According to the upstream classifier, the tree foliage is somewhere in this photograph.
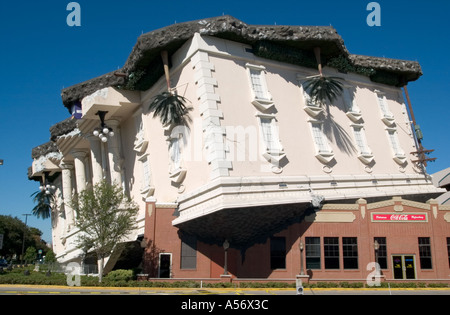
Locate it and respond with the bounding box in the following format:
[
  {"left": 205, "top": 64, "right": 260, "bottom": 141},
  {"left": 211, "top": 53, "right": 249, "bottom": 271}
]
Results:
[
  {"left": 70, "top": 180, "right": 139, "bottom": 282},
  {"left": 148, "top": 91, "right": 192, "bottom": 126},
  {"left": 30, "top": 190, "right": 54, "bottom": 220},
  {"left": 303, "top": 75, "right": 344, "bottom": 104},
  {"left": 0, "top": 215, "right": 47, "bottom": 260}
]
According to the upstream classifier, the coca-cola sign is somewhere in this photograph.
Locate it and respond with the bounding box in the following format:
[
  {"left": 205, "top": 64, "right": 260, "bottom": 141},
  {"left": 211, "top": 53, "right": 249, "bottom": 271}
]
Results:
[{"left": 372, "top": 213, "right": 427, "bottom": 222}]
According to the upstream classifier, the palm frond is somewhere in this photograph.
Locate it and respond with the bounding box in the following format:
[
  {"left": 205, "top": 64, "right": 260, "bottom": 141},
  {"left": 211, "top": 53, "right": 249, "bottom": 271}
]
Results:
[
  {"left": 31, "top": 191, "right": 53, "bottom": 219},
  {"left": 148, "top": 92, "right": 192, "bottom": 126},
  {"left": 304, "top": 76, "right": 344, "bottom": 104}
]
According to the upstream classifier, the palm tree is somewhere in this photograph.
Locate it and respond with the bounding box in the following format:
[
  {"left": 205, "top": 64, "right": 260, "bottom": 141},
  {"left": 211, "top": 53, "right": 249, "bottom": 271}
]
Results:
[
  {"left": 148, "top": 51, "right": 192, "bottom": 126},
  {"left": 31, "top": 190, "right": 53, "bottom": 219},
  {"left": 148, "top": 91, "right": 192, "bottom": 126},
  {"left": 304, "top": 47, "right": 343, "bottom": 104}
]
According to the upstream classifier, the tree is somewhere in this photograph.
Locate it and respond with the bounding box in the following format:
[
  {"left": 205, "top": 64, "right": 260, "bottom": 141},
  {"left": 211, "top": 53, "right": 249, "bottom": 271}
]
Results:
[
  {"left": 148, "top": 50, "right": 192, "bottom": 127},
  {"left": 71, "top": 180, "right": 139, "bottom": 282},
  {"left": 24, "top": 246, "right": 37, "bottom": 264},
  {"left": 30, "top": 190, "right": 54, "bottom": 219},
  {"left": 0, "top": 215, "right": 47, "bottom": 261},
  {"left": 303, "top": 47, "right": 343, "bottom": 104}
]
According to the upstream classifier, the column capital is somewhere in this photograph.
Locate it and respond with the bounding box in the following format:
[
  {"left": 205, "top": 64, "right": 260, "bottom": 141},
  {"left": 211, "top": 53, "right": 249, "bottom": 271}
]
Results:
[
  {"left": 71, "top": 150, "right": 88, "bottom": 159},
  {"left": 59, "top": 162, "right": 74, "bottom": 170}
]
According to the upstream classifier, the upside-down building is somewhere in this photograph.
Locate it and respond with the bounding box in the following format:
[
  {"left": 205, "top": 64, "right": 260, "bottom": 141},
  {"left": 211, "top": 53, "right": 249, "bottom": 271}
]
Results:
[{"left": 29, "top": 16, "right": 449, "bottom": 284}]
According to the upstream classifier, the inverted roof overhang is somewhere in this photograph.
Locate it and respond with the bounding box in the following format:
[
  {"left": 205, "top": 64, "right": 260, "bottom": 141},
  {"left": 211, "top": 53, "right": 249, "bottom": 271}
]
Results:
[{"left": 61, "top": 15, "right": 423, "bottom": 111}]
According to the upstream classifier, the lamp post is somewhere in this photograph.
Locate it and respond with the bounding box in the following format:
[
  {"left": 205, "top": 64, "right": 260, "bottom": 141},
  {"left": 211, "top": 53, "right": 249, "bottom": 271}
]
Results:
[
  {"left": 21, "top": 214, "right": 31, "bottom": 265},
  {"left": 223, "top": 240, "right": 230, "bottom": 276},
  {"left": 374, "top": 240, "right": 380, "bottom": 274},
  {"left": 299, "top": 240, "right": 305, "bottom": 275}
]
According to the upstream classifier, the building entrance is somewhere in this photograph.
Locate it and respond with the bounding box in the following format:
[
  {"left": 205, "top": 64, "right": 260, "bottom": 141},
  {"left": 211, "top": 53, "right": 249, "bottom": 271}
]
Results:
[{"left": 392, "top": 255, "right": 416, "bottom": 280}]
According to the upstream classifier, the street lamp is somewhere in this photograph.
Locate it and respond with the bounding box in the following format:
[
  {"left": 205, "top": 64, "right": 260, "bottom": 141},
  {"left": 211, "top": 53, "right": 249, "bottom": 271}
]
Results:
[
  {"left": 0, "top": 159, "right": 3, "bottom": 165},
  {"left": 93, "top": 111, "right": 114, "bottom": 143},
  {"left": 223, "top": 239, "right": 230, "bottom": 276},
  {"left": 299, "top": 240, "right": 305, "bottom": 275},
  {"left": 374, "top": 240, "right": 380, "bottom": 274}
]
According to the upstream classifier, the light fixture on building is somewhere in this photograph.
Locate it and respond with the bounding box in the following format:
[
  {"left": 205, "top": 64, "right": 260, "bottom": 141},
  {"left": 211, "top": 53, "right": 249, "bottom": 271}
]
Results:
[
  {"left": 93, "top": 111, "right": 114, "bottom": 143},
  {"left": 40, "top": 172, "right": 56, "bottom": 195}
]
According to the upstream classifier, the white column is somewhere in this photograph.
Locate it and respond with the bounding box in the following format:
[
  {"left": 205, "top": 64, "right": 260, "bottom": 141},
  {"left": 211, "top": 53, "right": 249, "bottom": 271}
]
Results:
[
  {"left": 60, "top": 162, "right": 75, "bottom": 232},
  {"left": 106, "top": 120, "right": 123, "bottom": 186},
  {"left": 71, "top": 150, "right": 87, "bottom": 193},
  {"left": 88, "top": 135, "right": 104, "bottom": 185}
]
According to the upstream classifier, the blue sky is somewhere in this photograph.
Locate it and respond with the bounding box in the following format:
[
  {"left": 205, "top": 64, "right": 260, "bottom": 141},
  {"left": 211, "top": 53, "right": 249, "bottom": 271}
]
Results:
[{"left": 0, "top": 0, "right": 448, "bottom": 243}]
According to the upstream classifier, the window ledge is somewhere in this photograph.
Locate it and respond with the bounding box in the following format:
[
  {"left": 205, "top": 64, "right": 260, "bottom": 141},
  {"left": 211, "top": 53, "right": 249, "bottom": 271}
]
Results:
[
  {"left": 393, "top": 154, "right": 407, "bottom": 165},
  {"left": 170, "top": 168, "right": 187, "bottom": 184},
  {"left": 346, "top": 111, "right": 363, "bottom": 123},
  {"left": 252, "top": 99, "right": 275, "bottom": 112},
  {"left": 358, "top": 153, "right": 374, "bottom": 165},
  {"left": 382, "top": 116, "right": 396, "bottom": 126},
  {"left": 140, "top": 185, "right": 155, "bottom": 198},
  {"left": 315, "top": 152, "right": 335, "bottom": 164},
  {"left": 304, "top": 105, "right": 324, "bottom": 118}
]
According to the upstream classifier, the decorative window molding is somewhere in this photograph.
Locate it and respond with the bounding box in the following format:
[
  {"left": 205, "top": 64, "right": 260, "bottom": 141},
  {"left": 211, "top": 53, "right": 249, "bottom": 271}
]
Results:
[
  {"left": 298, "top": 75, "right": 324, "bottom": 118},
  {"left": 386, "top": 127, "right": 407, "bottom": 165},
  {"left": 375, "top": 91, "right": 395, "bottom": 126},
  {"left": 133, "top": 114, "right": 148, "bottom": 153},
  {"left": 351, "top": 124, "right": 374, "bottom": 164},
  {"left": 256, "top": 113, "right": 286, "bottom": 167},
  {"left": 342, "top": 88, "right": 362, "bottom": 123},
  {"left": 309, "top": 119, "right": 335, "bottom": 164},
  {"left": 168, "top": 131, "right": 187, "bottom": 184},
  {"left": 138, "top": 154, "right": 154, "bottom": 198},
  {"left": 246, "top": 63, "right": 275, "bottom": 112}
]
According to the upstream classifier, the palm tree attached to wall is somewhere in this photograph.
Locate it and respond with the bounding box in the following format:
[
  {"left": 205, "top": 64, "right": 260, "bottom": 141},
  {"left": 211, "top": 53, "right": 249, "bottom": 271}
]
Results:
[
  {"left": 31, "top": 190, "right": 54, "bottom": 220},
  {"left": 303, "top": 47, "right": 344, "bottom": 104},
  {"left": 31, "top": 172, "right": 55, "bottom": 220},
  {"left": 148, "top": 51, "right": 192, "bottom": 126}
]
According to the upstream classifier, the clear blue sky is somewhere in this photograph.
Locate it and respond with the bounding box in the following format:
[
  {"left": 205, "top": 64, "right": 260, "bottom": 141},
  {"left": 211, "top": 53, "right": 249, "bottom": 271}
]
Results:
[{"left": 0, "top": 0, "right": 448, "bottom": 243}]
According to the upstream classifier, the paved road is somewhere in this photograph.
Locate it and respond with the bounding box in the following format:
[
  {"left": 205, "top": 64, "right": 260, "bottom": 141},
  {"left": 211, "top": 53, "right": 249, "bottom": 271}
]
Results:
[{"left": 0, "top": 285, "right": 449, "bottom": 295}]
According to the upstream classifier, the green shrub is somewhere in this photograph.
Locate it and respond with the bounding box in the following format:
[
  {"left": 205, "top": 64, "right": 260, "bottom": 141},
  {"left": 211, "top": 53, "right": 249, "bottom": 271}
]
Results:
[{"left": 105, "top": 269, "right": 135, "bottom": 282}]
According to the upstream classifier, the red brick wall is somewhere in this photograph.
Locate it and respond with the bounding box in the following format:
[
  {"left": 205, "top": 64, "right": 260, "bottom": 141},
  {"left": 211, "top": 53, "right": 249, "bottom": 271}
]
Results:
[{"left": 143, "top": 199, "right": 450, "bottom": 282}]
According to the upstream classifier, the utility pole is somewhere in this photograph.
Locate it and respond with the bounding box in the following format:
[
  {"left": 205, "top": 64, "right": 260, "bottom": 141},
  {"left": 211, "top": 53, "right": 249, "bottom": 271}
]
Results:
[
  {"left": 21, "top": 214, "right": 31, "bottom": 264},
  {"left": 403, "top": 85, "right": 436, "bottom": 168}
]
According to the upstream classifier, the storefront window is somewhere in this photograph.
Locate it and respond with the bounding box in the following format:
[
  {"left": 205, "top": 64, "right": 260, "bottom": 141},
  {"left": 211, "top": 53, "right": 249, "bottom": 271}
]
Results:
[
  {"left": 374, "top": 237, "right": 387, "bottom": 269},
  {"left": 324, "top": 237, "right": 339, "bottom": 269},
  {"left": 343, "top": 237, "right": 358, "bottom": 269},
  {"left": 270, "top": 237, "right": 286, "bottom": 270},
  {"left": 305, "top": 237, "right": 321, "bottom": 269},
  {"left": 418, "top": 237, "right": 432, "bottom": 269}
]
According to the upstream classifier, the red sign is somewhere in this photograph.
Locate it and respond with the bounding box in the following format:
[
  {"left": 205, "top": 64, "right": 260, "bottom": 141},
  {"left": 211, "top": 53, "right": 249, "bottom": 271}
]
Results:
[{"left": 372, "top": 213, "right": 427, "bottom": 222}]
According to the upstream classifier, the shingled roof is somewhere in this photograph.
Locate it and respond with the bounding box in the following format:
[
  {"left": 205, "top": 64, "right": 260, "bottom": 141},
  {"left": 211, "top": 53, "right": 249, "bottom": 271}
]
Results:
[{"left": 61, "top": 15, "right": 422, "bottom": 111}]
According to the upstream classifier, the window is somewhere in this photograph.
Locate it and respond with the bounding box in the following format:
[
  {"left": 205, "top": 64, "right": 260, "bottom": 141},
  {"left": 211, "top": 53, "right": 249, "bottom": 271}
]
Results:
[
  {"left": 377, "top": 94, "right": 392, "bottom": 118},
  {"left": 343, "top": 237, "right": 358, "bottom": 269},
  {"left": 447, "top": 238, "right": 450, "bottom": 268},
  {"left": 352, "top": 125, "right": 372, "bottom": 156},
  {"left": 324, "top": 237, "right": 340, "bottom": 269},
  {"left": 305, "top": 237, "right": 321, "bottom": 269},
  {"left": 249, "top": 68, "right": 268, "bottom": 100},
  {"left": 180, "top": 234, "right": 197, "bottom": 270},
  {"left": 374, "top": 237, "right": 388, "bottom": 269},
  {"left": 142, "top": 156, "right": 151, "bottom": 189},
  {"left": 386, "top": 129, "right": 406, "bottom": 165},
  {"left": 343, "top": 88, "right": 360, "bottom": 114},
  {"left": 246, "top": 64, "right": 274, "bottom": 111},
  {"left": 311, "top": 122, "right": 332, "bottom": 155},
  {"left": 270, "top": 237, "right": 286, "bottom": 269},
  {"left": 418, "top": 237, "right": 432, "bottom": 269},
  {"left": 260, "top": 117, "right": 283, "bottom": 154}
]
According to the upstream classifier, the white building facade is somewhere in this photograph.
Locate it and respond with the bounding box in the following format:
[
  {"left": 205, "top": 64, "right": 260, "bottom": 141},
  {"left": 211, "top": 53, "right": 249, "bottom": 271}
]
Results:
[{"left": 29, "top": 16, "right": 445, "bottom": 279}]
